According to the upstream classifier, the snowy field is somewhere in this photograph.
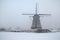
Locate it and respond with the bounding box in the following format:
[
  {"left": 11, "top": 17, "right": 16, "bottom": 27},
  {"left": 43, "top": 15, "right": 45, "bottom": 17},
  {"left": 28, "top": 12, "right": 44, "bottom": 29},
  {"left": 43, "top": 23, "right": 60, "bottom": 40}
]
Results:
[{"left": 0, "top": 32, "right": 60, "bottom": 40}]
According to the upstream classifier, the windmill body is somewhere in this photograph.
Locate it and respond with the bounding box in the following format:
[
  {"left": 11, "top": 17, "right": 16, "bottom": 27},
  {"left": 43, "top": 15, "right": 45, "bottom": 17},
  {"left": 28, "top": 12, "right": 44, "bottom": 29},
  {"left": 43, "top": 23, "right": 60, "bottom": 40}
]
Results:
[{"left": 31, "top": 14, "right": 42, "bottom": 29}]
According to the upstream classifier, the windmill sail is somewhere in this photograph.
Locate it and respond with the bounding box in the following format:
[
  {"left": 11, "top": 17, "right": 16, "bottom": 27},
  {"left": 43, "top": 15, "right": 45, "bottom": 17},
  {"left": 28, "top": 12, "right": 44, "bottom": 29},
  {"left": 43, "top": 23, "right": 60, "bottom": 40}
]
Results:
[{"left": 35, "top": 3, "right": 38, "bottom": 14}]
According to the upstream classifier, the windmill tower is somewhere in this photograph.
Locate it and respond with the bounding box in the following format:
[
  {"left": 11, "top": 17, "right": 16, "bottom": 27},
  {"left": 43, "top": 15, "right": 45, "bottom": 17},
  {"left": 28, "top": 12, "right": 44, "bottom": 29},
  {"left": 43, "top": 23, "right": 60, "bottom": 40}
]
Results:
[
  {"left": 22, "top": 3, "right": 51, "bottom": 32},
  {"left": 31, "top": 3, "right": 42, "bottom": 29}
]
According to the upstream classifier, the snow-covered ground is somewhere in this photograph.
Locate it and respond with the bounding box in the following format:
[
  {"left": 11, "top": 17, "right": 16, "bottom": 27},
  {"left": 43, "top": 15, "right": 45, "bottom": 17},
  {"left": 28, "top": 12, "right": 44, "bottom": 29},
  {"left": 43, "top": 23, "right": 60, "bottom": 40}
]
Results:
[{"left": 0, "top": 32, "right": 60, "bottom": 40}]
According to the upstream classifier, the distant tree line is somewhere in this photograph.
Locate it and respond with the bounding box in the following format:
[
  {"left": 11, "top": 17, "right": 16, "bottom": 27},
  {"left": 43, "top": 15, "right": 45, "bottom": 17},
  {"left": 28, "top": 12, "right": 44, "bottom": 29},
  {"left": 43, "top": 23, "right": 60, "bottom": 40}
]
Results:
[{"left": 0, "top": 28, "right": 6, "bottom": 31}]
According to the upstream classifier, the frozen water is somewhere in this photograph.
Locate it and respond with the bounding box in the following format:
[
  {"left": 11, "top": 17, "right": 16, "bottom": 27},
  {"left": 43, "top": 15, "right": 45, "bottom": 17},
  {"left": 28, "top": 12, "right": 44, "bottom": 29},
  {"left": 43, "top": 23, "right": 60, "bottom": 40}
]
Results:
[{"left": 0, "top": 32, "right": 60, "bottom": 40}]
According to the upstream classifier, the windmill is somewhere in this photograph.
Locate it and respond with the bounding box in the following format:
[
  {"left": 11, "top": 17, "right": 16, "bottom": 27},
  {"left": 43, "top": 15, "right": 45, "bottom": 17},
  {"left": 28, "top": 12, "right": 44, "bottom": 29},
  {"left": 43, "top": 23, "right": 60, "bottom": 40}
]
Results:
[{"left": 22, "top": 3, "right": 51, "bottom": 32}]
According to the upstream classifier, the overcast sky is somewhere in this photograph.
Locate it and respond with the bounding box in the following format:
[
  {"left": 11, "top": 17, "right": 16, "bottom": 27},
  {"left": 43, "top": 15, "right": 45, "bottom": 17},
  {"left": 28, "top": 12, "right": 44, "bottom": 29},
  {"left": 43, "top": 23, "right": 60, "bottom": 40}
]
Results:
[{"left": 0, "top": 0, "right": 60, "bottom": 29}]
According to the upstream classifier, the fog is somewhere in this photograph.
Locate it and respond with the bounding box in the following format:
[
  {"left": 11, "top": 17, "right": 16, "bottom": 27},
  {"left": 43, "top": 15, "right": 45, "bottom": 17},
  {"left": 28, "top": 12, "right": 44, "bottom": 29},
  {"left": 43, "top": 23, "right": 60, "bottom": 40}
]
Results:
[{"left": 0, "top": 0, "right": 60, "bottom": 29}]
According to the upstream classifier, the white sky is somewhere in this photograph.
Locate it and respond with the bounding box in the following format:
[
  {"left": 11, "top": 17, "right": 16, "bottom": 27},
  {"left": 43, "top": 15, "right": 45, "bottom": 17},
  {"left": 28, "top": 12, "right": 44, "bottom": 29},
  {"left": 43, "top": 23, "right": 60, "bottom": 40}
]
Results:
[{"left": 0, "top": 0, "right": 60, "bottom": 29}]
